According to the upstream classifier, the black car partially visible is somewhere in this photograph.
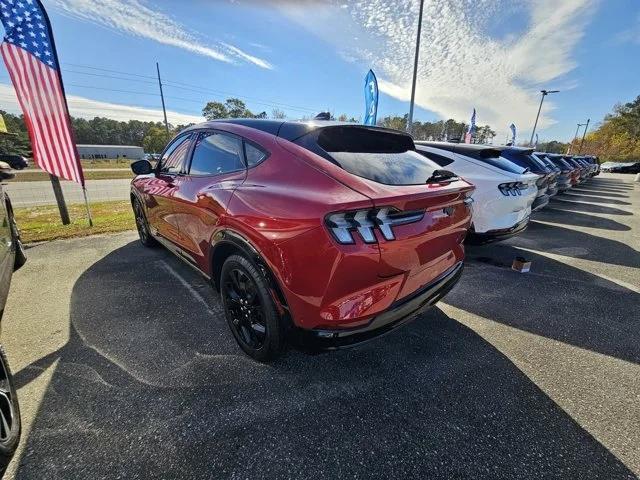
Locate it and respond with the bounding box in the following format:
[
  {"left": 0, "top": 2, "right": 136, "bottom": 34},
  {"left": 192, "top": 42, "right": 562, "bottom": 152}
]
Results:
[
  {"left": 0, "top": 154, "right": 27, "bottom": 475},
  {"left": 612, "top": 162, "right": 640, "bottom": 174}
]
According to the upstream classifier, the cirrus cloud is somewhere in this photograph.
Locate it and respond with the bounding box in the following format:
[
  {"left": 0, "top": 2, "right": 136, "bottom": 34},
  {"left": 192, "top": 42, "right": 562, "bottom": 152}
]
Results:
[
  {"left": 49, "top": 0, "right": 274, "bottom": 70},
  {"left": 283, "top": 0, "right": 597, "bottom": 141}
]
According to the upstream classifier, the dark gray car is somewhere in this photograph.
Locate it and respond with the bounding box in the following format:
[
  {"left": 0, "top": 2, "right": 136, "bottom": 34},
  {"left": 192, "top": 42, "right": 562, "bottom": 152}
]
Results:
[{"left": 0, "top": 154, "right": 27, "bottom": 475}]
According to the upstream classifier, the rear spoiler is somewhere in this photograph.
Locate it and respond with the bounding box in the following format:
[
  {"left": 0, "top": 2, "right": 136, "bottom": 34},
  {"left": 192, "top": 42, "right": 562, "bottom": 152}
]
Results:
[{"left": 416, "top": 141, "right": 503, "bottom": 158}]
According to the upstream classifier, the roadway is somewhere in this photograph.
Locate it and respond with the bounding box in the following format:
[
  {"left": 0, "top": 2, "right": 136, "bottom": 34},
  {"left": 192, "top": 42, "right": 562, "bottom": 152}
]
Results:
[{"left": 4, "top": 178, "right": 131, "bottom": 207}]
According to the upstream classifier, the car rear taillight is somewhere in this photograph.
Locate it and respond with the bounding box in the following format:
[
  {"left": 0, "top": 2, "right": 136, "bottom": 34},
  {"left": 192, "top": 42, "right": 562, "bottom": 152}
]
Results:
[
  {"left": 325, "top": 207, "right": 425, "bottom": 244},
  {"left": 498, "top": 182, "right": 528, "bottom": 197}
]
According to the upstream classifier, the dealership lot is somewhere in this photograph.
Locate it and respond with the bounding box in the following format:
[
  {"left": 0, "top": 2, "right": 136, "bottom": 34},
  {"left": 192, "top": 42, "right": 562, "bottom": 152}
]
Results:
[{"left": 2, "top": 174, "right": 638, "bottom": 479}]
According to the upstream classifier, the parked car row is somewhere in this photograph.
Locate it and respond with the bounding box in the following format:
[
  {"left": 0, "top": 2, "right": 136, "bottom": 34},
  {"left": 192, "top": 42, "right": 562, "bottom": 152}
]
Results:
[
  {"left": 129, "top": 120, "right": 601, "bottom": 362},
  {"left": 414, "top": 143, "right": 599, "bottom": 243}
]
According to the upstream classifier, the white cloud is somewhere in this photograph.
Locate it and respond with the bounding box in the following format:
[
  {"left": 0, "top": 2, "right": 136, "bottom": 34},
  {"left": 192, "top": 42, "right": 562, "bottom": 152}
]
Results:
[
  {"left": 221, "top": 43, "right": 274, "bottom": 70},
  {"left": 49, "top": 0, "right": 273, "bottom": 69},
  {"left": 0, "top": 83, "right": 204, "bottom": 125},
  {"left": 282, "top": 0, "right": 597, "bottom": 141}
]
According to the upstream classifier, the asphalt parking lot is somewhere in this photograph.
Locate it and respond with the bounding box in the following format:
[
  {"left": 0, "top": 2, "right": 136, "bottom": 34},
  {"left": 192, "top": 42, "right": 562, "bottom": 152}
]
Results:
[{"left": 2, "top": 174, "right": 639, "bottom": 479}]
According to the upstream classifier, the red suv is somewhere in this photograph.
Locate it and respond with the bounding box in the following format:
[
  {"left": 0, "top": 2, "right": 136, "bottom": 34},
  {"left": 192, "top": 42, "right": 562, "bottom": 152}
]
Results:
[{"left": 130, "top": 120, "right": 474, "bottom": 361}]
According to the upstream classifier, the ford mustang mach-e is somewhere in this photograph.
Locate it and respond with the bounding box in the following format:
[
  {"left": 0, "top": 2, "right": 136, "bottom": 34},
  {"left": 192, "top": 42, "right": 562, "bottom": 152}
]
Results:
[
  {"left": 130, "top": 120, "right": 474, "bottom": 361},
  {"left": 415, "top": 142, "right": 538, "bottom": 243}
]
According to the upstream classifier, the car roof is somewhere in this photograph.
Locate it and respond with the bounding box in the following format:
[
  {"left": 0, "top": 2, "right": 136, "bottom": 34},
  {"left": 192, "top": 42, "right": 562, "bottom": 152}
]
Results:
[{"left": 182, "top": 119, "right": 407, "bottom": 143}]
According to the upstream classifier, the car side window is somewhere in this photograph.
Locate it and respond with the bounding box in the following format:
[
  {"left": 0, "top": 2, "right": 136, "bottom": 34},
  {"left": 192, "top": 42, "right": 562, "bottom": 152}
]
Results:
[
  {"left": 417, "top": 149, "right": 454, "bottom": 167},
  {"left": 159, "top": 134, "right": 192, "bottom": 174},
  {"left": 189, "top": 132, "right": 245, "bottom": 176},
  {"left": 244, "top": 142, "right": 268, "bottom": 167}
]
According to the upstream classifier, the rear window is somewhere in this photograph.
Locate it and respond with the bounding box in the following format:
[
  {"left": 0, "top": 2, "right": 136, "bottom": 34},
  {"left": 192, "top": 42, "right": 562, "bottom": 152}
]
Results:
[
  {"left": 297, "top": 126, "right": 440, "bottom": 185},
  {"left": 471, "top": 151, "right": 528, "bottom": 174},
  {"left": 501, "top": 150, "right": 547, "bottom": 173},
  {"left": 329, "top": 150, "right": 439, "bottom": 185}
]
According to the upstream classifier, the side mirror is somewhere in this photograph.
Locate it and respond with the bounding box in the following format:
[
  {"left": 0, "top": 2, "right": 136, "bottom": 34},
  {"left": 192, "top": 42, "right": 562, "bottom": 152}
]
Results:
[
  {"left": 131, "top": 159, "right": 153, "bottom": 175},
  {"left": 0, "top": 161, "right": 15, "bottom": 180}
]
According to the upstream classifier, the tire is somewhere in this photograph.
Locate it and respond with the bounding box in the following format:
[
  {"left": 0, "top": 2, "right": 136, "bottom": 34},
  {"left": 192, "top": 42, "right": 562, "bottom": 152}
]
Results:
[
  {"left": 0, "top": 345, "right": 21, "bottom": 476},
  {"left": 132, "top": 199, "right": 158, "bottom": 248},
  {"left": 6, "top": 201, "right": 26, "bottom": 271},
  {"left": 220, "top": 254, "right": 284, "bottom": 362}
]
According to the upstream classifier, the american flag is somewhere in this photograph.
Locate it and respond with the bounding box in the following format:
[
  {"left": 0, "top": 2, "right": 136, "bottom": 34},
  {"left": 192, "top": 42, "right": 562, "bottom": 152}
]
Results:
[{"left": 0, "top": 0, "right": 84, "bottom": 185}]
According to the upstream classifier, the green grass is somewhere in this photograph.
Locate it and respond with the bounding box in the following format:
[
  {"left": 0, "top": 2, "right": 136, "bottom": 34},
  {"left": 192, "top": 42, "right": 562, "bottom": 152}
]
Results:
[
  {"left": 15, "top": 200, "right": 136, "bottom": 243},
  {"left": 79, "top": 158, "right": 134, "bottom": 169}
]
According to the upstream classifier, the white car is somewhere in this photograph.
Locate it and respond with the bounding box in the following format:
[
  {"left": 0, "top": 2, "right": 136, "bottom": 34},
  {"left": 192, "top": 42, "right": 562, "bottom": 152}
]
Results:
[{"left": 415, "top": 142, "right": 539, "bottom": 243}]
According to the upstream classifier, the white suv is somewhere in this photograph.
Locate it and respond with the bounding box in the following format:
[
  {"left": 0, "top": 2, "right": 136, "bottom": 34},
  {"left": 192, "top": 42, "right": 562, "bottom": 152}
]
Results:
[{"left": 415, "top": 142, "right": 539, "bottom": 243}]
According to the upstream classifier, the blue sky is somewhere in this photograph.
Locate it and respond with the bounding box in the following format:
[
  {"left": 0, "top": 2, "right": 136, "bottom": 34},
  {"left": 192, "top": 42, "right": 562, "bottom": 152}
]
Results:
[{"left": 0, "top": 0, "right": 638, "bottom": 143}]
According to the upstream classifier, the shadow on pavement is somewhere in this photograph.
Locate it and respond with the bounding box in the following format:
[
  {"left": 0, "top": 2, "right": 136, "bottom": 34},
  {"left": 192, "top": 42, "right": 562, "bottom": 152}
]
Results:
[
  {"left": 514, "top": 220, "right": 640, "bottom": 268},
  {"left": 548, "top": 198, "right": 633, "bottom": 216},
  {"left": 534, "top": 207, "right": 631, "bottom": 231},
  {"left": 11, "top": 241, "right": 636, "bottom": 479},
  {"left": 560, "top": 189, "right": 630, "bottom": 199},
  {"left": 572, "top": 185, "right": 633, "bottom": 194},
  {"left": 559, "top": 193, "right": 631, "bottom": 206},
  {"left": 457, "top": 232, "right": 639, "bottom": 365}
]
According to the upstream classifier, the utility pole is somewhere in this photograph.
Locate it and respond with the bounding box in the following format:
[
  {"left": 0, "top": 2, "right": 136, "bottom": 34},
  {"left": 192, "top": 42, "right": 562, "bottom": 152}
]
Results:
[
  {"left": 530, "top": 89, "right": 559, "bottom": 146},
  {"left": 406, "top": 0, "right": 425, "bottom": 135},
  {"left": 577, "top": 118, "right": 590, "bottom": 154},
  {"left": 156, "top": 62, "right": 169, "bottom": 134},
  {"left": 48, "top": 174, "right": 70, "bottom": 225}
]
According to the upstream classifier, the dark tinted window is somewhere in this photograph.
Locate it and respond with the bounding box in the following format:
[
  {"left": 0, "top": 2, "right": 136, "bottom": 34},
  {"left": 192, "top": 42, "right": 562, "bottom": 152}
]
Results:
[
  {"left": 189, "top": 132, "right": 244, "bottom": 176},
  {"left": 466, "top": 153, "right": 528, "bottom": 174},
  {"left": 300, "top": 125, "right": 439, "bottom": 185},
  {"left": 417, "top": 149, "right": 454, "bottom": 167},
  {"left": 244, "top": 142, "right": 268, "bottom": 167},
  {"left": 159, "top": 134, "right": 192, "bottom": 174},
  {"left": 500, "top": 150, "right": 544, "bottom": 173},
  {"left": 328, "top": 150, "right": 439, "bottom": 185}
]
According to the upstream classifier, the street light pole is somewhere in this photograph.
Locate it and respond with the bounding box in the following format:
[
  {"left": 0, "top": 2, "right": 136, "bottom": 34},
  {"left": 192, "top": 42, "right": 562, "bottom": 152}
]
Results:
[
  {"left": 567, "top": 122, "right": 586, "bottom": 154},
  {"left": 406, "top": 0, "right": 425, "bottom": 135},
  {"left": 577, "top": 118, "right": 590, "bottom": 155},
  {"left": 529, "top": 89, "right": 559, "bottom": 146}
]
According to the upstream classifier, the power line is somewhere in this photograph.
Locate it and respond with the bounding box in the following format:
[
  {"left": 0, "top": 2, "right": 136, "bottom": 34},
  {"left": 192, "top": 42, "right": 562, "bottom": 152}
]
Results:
[
  {"left": 61, "top": 62, "right": 321, "bottom": 114},
  {"left": 63, "top": 62, "right": 158, "bottom": 80},
  {"left": 61, "top": 69, "right": 158, "bottom": 85},
  {"left": 162, "top": 79, "right": 318, "bottom": 113}
]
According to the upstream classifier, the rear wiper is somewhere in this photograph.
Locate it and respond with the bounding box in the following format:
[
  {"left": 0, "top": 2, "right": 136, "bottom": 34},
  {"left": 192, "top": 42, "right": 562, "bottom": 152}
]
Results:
[{"left": 426, "top": 169, "right": 460, "bottom": 184}]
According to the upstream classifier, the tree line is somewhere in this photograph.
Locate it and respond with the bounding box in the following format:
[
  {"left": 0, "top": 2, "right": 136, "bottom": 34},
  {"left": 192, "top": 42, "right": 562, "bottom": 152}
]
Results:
[
  {"left": 579, "top": 95, "right": 640, "bottom": 161},
  {"left": 3, "top": 94, "right": 638, "bottom": 161}
]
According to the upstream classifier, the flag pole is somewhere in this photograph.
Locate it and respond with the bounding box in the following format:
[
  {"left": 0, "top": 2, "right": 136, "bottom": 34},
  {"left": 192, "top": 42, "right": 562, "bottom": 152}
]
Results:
[{"left": 82, "top": 185, "right": 93, "bottom": 227}]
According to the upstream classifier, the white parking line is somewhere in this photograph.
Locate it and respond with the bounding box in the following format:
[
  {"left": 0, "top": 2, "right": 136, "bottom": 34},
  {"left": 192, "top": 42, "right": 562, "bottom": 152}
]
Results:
[{"left": 159, "top": 260, "right": 215, "bottom": 314}]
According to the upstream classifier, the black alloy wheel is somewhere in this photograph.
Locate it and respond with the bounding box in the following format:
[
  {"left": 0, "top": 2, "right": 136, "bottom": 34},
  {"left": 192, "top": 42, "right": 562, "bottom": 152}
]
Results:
[
  {"left": 220, "top": 255, "right": 283, "bottom": 362},
  {"left": 0, "top": 346, "right": 20, "bottom": 475},
  {"left": 133, "top": 200, "right": 157, "bottom": 248}
]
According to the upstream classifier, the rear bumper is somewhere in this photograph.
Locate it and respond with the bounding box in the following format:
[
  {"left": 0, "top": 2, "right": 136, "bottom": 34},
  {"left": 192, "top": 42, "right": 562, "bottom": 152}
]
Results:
[
  {"left": 290, "top": 262, "right": 464, "bottom": 351},
  {"left": 466, "top": 216, "right": 529, "bottom": 245}
]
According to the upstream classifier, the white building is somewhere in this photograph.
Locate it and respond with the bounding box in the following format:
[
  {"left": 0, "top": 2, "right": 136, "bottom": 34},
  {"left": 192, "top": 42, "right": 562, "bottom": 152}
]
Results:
[{"left": 77, "top": 144, "right": 144, "bottom": 160}]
